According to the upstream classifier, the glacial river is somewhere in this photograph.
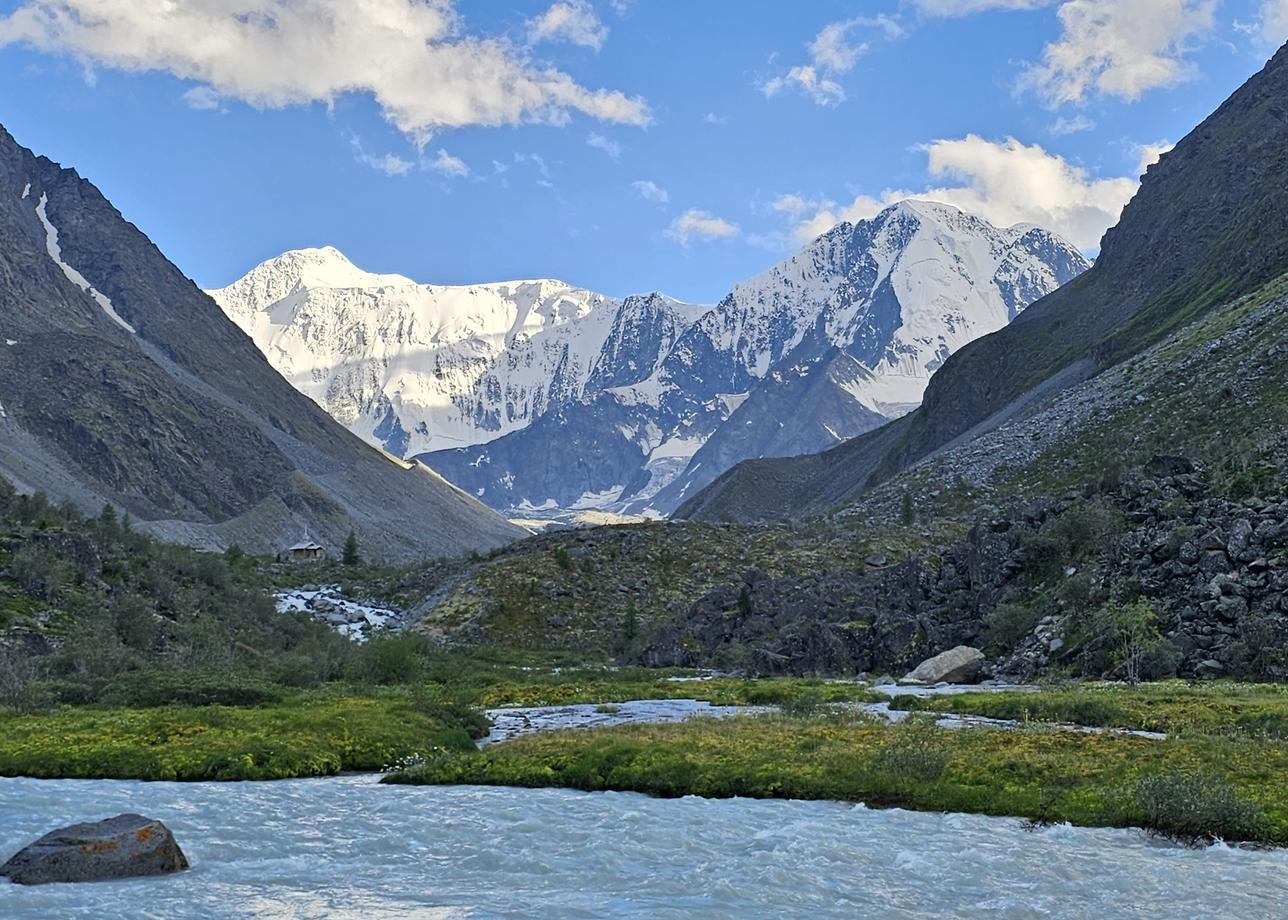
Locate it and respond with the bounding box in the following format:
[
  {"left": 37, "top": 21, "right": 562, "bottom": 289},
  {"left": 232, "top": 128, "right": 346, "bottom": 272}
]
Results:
[{"left": 2, "top": 775, "right": 1285, "bottom": 919}]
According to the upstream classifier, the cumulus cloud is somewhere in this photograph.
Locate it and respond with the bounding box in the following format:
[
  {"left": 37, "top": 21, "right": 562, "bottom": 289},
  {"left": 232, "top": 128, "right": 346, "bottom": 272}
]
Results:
[
  {"left": 1020, "top": 0, "right": 1217, "bottom": 105},
  {"left": 632, "top": 180, "right": 669, "bottom": 204},
  {"left": 425, "top": 148, "right": 469, "bottom": 178},
  {"left": 909, "top": 0, "right": 1054, "bottom": 16},
  {"left": 528, "top": 0, "right": 608, "bottom": 51},
  {"left": 0, "top": 0, "right": 648, "bottom": 142},
  {"left": 784, "top": 135, "right": 1142, "bottom": 252},
  {"left": 586, "top": 131, "right": 622, "bottom": 159},
  {"left": 665, "top": 209, "right": 740, "bottom": 245}
]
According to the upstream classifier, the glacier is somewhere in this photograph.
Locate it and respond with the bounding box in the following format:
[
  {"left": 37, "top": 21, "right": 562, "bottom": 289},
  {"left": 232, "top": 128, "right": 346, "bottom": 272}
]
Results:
[{"left": 211, "top": 201, "right": 1089, "bottom": 516}]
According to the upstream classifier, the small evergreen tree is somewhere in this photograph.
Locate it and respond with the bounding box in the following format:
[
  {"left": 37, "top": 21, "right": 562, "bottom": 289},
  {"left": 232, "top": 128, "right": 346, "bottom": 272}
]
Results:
[
  {"left": 900, "top": 490, "right": 915, "bottom": 527},
  {"left": 342, "top": 529, "right": 361, "bottom": 567}
]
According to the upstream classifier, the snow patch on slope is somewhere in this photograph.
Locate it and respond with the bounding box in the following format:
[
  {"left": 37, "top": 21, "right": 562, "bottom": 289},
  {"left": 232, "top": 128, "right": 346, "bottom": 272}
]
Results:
[{"left": 35, "top": 193, "right": 136, "bottom": 334}]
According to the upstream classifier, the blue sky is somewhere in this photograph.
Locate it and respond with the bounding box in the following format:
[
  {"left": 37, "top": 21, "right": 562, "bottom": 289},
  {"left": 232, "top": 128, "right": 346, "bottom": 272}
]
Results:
[{"left": 0, "top": 1, "right": 1284, "bottom": 303}]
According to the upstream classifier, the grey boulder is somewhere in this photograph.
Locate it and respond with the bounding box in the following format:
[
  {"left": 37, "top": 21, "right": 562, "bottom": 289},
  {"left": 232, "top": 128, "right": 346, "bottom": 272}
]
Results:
[
  {"left": 903, "top": 646, "right": 985, "bottom": 684},
  {"left": 1, "top": 814, "right": 189, "bottom": 885}
]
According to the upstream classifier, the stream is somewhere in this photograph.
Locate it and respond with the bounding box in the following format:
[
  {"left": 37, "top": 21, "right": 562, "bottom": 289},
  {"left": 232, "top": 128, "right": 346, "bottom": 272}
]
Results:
[{"left": 2, "top": 775, "right": 1283, "bottom": 919}]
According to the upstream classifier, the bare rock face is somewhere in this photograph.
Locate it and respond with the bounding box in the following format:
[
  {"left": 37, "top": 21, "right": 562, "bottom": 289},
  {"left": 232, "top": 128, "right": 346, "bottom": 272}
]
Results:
[
  {"left": 1, "top": 814, "right": 189, "bottom": 885},
  {"left": 903, "top": 646, "right": 985, "bottom": 684}
]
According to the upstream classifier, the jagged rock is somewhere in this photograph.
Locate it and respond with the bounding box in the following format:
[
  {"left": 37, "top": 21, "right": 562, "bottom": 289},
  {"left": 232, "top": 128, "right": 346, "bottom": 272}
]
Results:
[
  {"left": 903, "top": 646, "right": 985, "bottom": 684},
  {"left": 1, "top": 814, "right": 188, "bottom": 885}
]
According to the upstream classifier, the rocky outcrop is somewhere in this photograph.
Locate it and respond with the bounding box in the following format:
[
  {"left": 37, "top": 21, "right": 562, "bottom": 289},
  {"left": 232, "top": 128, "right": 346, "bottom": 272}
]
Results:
[
  {"left": 641, "top": 457, "right": 1288, "bottom": 681},
  {"left": 1, "top": 814, "right": 188, "bottom": 885},
  {"left": 904, "top": 646, "right": 985, "bottom": 684}
]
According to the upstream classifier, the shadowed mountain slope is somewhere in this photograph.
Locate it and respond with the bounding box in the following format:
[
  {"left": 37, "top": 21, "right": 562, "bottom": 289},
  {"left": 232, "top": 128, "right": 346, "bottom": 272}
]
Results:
[{"left": 0, "top": 125, "right": 522, "bottom": 560}]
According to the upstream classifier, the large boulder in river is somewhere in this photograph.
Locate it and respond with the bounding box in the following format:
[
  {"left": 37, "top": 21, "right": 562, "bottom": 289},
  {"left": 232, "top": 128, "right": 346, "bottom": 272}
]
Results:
[
  {"left": 1, "top": 814, "right": 189, "bottom": 885},
  {"left": 903, "top": 646, "right": 985, "bottom": 684}
]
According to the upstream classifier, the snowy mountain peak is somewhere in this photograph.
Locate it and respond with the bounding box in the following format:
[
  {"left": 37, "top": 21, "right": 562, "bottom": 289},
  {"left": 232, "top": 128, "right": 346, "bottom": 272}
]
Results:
[
  {"left": 207, "top": 253, "right": 710, "bottom": 460},
  {"left": 213, "top": 204, "right": 1088, "bottom": 517}
]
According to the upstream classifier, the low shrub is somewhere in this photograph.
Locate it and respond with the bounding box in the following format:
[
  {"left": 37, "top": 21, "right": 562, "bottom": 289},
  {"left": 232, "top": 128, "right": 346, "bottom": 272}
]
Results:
[
  {"left": 779, "top": 689, "right": 827, "bottom": 718},
  {"left": 872, "top": 716, "right": 949, "bottom": 783},
  {"left": 985, "top": 601, "right": 1043, "bottom": 649},
  {"left": 354, "top": 632, "right": 430, "bottom": 685},
  {"left": 1132, "top": 770, "right": 1266, "bottom": 846},
  {"left": 101, "top": 669, "right": 284, "bottom": 708}
]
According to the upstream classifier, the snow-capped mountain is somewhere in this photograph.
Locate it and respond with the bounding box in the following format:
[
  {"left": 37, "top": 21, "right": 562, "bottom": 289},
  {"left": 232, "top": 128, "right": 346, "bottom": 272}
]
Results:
[
  {"left": 212, "top": 201, "right": 1089, "bottom": 515},
  {"left": 211, "top": 247, "right": 707, "bottom": 458}
]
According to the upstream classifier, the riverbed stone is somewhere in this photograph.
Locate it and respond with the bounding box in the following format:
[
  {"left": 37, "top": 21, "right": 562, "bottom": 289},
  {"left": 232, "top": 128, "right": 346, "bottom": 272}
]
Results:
[
  {"left": 903, "top": 646, "right": 985, "bottom": 684},
  {"left": 1, "top": 814, "right": 189, "bottom": 885}
]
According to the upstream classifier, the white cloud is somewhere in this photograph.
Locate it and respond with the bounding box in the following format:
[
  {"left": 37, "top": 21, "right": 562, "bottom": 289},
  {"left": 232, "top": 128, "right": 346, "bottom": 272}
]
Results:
[
  {"left": 1247, "top": 0, "right": 1288, "bottom": 45},
  {"left": 665, "top": 209, "right": 740, "bottom": 245},
  {"left": 513, "top": 151, "right": 554, "bottom": 187},
  {"left": 1050, "top": 113, "right": 1096, "bottom": 135},
  {"left": 351, "top": 136, "right": 414, "bottom": 177},
  {"left": 807, "top": 21, "right": 870, "bottom": 73},
  {"left": 785, "top": 135, "right": 1142, "bottom": 252},
  {"left": 910, "top": 0, "right": 1054, "bottom": 16},
  {"left": 703, "top": 112, "right": 729, "bottom": 125},
  {"left": 528, "top": 0, "right": 608, "bottom": 51},
  {"left": 182, "top": 85, "right": 223, "bottom": 111},
  {"left": 1020, "top": 0, "right": 1217, "bottom": 105},
  {"left": 425, "top": 148, "right": 469, "bottom": 178},
  {"left": 771, "top": 194, "right": 830, "bottom": 218},
  {"left": 762, "top": 16, "right": 902, "bottom": 107},
  {"left": 632, "top": 180, "right": 669, "bottom": 204},
  {"left": 762, "top": 65, "right": 847, "bottom": 106},
  {"left": 1136, "top": 140, "right": 1174, "bottom": 175},
  {"left": 0, "top": 0, "right": 648, "bottom": 142},
  {"left": 586, "top": 131, "right": 622, "bottom": 159}
]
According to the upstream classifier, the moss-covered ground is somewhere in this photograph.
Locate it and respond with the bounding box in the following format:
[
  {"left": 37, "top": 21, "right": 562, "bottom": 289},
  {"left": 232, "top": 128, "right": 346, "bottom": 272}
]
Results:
[
  {"left": 384, "top": 705, "right": 1288, "bottom": 846},
  {"left": 889, "top": 681, "right": 1288, "bottom": 739}
]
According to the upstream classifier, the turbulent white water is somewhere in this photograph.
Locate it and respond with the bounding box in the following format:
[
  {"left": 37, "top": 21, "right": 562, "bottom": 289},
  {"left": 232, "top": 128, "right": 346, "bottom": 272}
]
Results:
[{"left": 2, "top": 776, "right": 1284, "bottom": 919}]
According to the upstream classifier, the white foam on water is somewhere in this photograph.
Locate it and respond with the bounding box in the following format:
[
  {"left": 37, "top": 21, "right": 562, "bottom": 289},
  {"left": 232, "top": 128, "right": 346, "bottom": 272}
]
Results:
[{"left": 0, "top": 775, "right": 1281, "bottom": 919}]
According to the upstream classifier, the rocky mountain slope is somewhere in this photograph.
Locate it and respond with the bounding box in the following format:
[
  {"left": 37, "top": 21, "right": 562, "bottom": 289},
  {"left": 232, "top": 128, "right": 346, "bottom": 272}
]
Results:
[
  {"left": 681, "top": 42, "right": 1288, "bottom": 525},
  {"left": 338, "top": 44, "right": 1288, "bottom": 682},
  {"left": 0, "top": 125, "right": 522, "bottom": 561},
  {"left": 354, "top": 271, "right": 1288, "bottom": 681},
  {"left": 214, "top": 203, "right": 1085, "bottom": 515}
]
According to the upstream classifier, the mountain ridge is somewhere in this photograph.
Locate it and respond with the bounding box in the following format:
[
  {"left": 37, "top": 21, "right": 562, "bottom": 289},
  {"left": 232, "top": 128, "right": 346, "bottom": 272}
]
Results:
[
  {"left": 214, "top": 200, "right": 1087, "bottom": 515},
  {"left": 679, "top": 41, "right": 1288, "bottom": 524},
  {"left": 0, "top": 124, "right": 523, "bottom": 560}
]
